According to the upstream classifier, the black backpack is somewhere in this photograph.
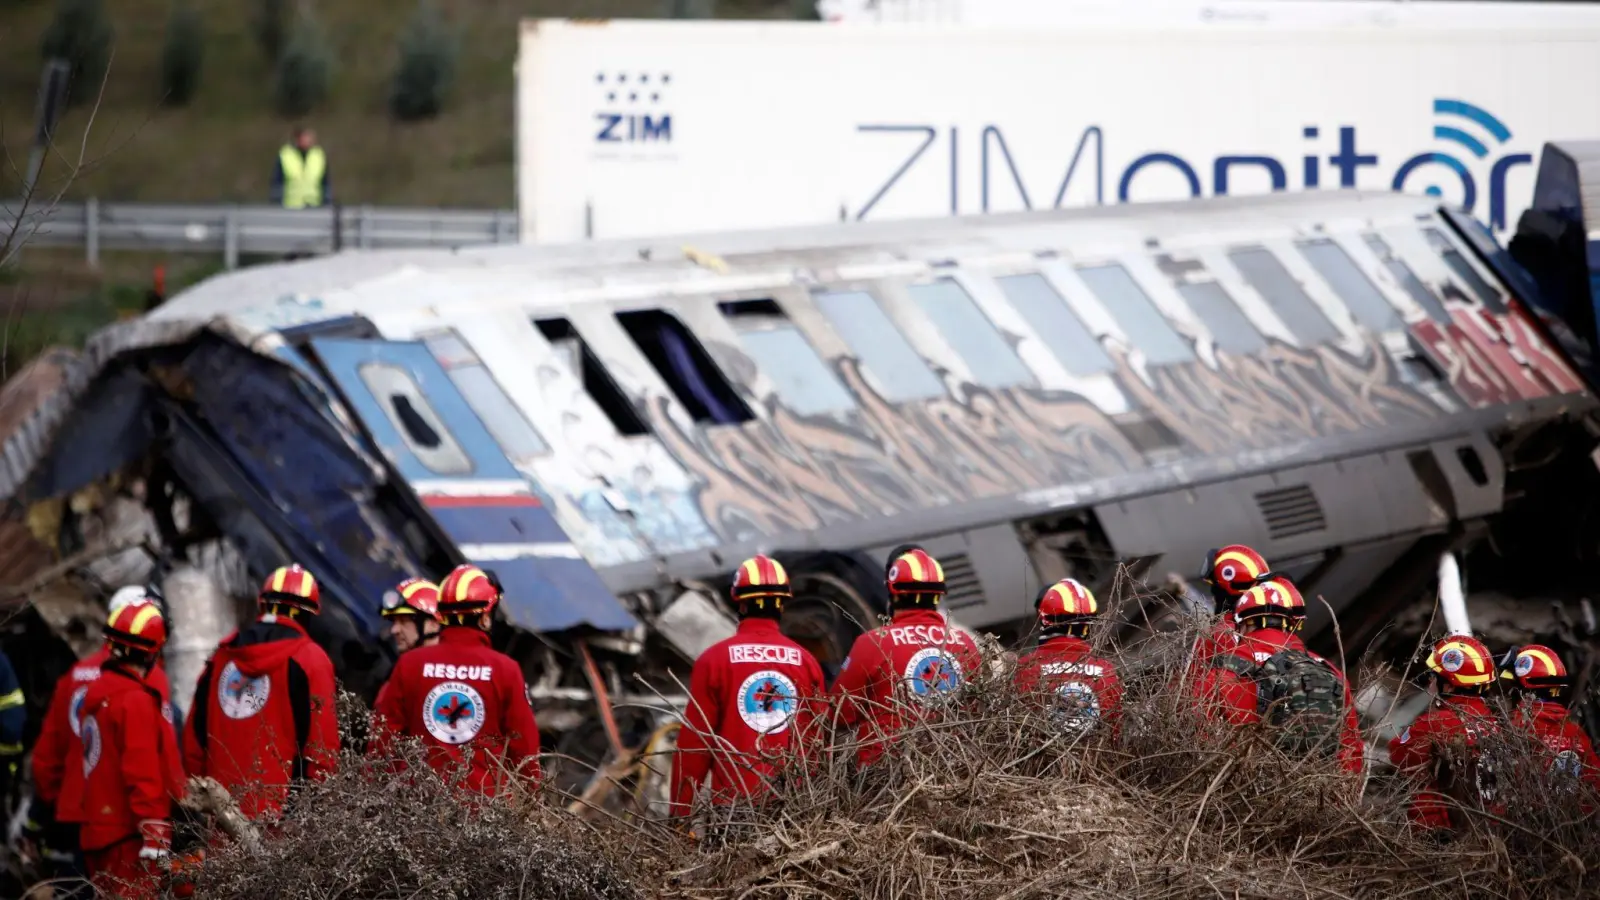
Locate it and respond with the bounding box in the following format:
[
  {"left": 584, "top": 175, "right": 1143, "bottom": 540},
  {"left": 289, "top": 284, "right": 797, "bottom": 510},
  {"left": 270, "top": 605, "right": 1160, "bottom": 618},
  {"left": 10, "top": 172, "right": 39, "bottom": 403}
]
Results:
[{"left": 1215, "top": 648, "right": 1346, "bottom": 758}]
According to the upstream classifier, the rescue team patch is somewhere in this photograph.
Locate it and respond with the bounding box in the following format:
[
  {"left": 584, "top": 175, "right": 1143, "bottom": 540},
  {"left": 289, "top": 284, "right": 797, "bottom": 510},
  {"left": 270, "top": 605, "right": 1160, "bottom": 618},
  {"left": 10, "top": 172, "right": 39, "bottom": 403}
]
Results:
[
  {"left": 1440, "top": 648, "right": 1466, "bottom": 673},
  {"left": 736, "top": 670, "right": 799, "bottom": 735},
  {"left": 424, "top": 681, "right": 487, "bottom": 745},
  {"left": 729, "top": 644, "right": 803, "bottom": 667},
  {"left": 1553, "top": 749, "right": 1583, "bottom": 780},
  {"left": 1515, "top": 654, "right": 1535, "bottom": 677},
  {"left": 903, "top": 648, "right": 963, "bottom": 700},
  {"left": 68, "top": 684, "right": 91, "bottom": 736},
  {"left": 81, "top": 714, "right": 102, "bottom": 776},
  {"left": 218, "top": 661, "right": 272, "bottom": 720},
  {"left": 1052, "top": 681, "right": 1102, "bottom": 734}
]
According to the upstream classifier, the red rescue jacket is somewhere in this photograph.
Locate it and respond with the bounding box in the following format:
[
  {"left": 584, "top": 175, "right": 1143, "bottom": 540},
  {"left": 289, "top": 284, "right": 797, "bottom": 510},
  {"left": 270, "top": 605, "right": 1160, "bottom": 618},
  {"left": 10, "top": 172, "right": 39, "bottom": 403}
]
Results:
[
  {"left": 183, "top": 615, "right": 338, "bottom": 820},
  {"left": 1015, "top": 635, "right": 1124, "bottom": 741},
  {"left": 1194, "top": 628, "right": 1364, "bottom": 773},
  {"left": 1185, "top": 618, "right": 1239, "bottom": 681},
  {"left": 1388, "top": 694, "right": 1501, "bottom": 830},
  {"left": 37, "top": 647, "right": 172, "bottom": 823},
  {"left": 371, "top": 627, "right": 541, "bottom": 794},
  {"left": 831, "top": 608, "right": 981, "bottom": 765},
  {"left": 77, "top": 664, "right": 185, "bottom": 852},
  {"left": 668, "top": 617, "right": 825, "bottom": 816},
  {"left": 1514, "top": 700, "right": 1600, "bottom": 793}
]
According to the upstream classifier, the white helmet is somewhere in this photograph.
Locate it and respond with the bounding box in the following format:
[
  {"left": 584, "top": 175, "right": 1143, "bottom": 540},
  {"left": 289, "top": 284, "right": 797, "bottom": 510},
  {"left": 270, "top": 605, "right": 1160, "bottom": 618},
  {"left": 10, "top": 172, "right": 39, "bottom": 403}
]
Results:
[{"left": 108, "top": 585, "right": 154, "bottom": 617}]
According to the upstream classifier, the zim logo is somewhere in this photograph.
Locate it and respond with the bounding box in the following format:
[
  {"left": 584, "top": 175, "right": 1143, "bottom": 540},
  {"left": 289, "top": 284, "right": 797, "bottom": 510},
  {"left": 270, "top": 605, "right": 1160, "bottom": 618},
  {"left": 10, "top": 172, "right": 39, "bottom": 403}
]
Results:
[
  {"left": 424, "top": 681, "right": 487, "bottom": 745},
  {"left": 736, "top": 670, "right": 799, "bottom": 735},
  {"left": 218, "top": 661, "right": 271, "bottom": 720},
  {"left": 902, "top": 648, "right": 964, "bottom": 701},
  {"left": 593, "top": 71, "right": 672, "bottom": 144}
]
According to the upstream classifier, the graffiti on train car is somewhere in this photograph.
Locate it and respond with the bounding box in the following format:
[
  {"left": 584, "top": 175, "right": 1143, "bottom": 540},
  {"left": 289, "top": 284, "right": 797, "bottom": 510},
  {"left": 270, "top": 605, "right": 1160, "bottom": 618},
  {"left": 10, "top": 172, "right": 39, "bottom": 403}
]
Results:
[
  {"left": 1411, "top": 304, "right": 1586, "bottom": 408},
  {"left": 647, "top": 354, "right": 1142, "bottom": 542},
  {"left": 1112, "top": 335, "right": 1440, "bottom": 456}
]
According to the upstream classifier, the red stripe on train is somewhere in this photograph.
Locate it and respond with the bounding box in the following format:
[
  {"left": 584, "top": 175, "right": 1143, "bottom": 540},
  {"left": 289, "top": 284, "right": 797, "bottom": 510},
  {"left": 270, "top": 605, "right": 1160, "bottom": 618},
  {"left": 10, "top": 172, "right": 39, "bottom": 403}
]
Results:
[{"left": 420, "top": 494, "right": 542, "bottom": 508}]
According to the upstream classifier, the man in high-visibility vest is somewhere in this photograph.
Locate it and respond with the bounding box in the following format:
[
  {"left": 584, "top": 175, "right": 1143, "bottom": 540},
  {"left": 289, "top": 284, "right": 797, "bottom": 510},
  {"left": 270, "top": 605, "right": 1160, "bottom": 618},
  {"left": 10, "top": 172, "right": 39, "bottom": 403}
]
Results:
[{"left": 272, "top": 127, "right": 331, "bottom": 209}]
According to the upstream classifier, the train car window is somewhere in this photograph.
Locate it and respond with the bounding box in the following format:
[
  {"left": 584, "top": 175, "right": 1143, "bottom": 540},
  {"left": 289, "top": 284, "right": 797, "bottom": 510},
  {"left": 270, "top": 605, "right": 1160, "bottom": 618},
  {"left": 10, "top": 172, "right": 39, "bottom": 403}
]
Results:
[
  {"left": 813, "top": 289, "right": 945, "bottom": 401},
  {"left": 719, "top": 300, "right": 857, "bottom": 416},
  {"left": 1176, "top": 282, "right": 1266, "bottom": 355},
  {"left": 422, "top": 331, "right": 549, "bottom": 459},
  {"left": 1425, "top": 228, "right": 1505, "bottom": 309},
  {"left": 907, "top": 278, "right": 1035, "bottom": 387},
  {"left": 1295, "top": 239, "right": 1403, "bottom": 333},
  {"left": 995, "top": 273, "right": 1113, "bottom": 376},
  {"left": 1075, "top": 264, "right": 1194, "bottom": 365},
  {"left": 533, "top": 317, "right": 650, "bottom": 437},
  {"left": 615, "top": 309, "right": 754, "bottom": 426},
  {"left": 1227, "top": 247, "right": 1340, "bottom": 346},
  {"left": 1362, "top": 235, "right": 1450, "bottom": 324},
  {"left": 356, "top": 362, "right": 474, "bottom": 475}
]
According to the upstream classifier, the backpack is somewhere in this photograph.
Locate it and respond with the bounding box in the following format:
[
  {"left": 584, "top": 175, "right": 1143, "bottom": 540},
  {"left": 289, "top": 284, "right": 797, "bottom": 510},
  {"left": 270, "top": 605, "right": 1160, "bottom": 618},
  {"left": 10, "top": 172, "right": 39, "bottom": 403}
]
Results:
[{"left": 1215, "top": 648, "right": 1345, "bottom": 758}]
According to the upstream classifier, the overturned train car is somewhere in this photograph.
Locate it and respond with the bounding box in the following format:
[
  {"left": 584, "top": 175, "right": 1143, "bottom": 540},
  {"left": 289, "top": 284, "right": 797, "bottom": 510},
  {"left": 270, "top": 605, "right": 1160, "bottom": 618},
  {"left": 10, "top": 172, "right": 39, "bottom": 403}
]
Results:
[{"left": 4, "top": 188, "right": 1599, "bottom": 765}]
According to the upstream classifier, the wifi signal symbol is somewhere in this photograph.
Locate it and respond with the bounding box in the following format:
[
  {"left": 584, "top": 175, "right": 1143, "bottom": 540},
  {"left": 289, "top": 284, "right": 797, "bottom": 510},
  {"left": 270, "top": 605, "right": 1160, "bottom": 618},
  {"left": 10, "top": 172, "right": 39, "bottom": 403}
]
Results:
[{"left": 1433, "top": 98, "right": 1513, "bottom": 158}]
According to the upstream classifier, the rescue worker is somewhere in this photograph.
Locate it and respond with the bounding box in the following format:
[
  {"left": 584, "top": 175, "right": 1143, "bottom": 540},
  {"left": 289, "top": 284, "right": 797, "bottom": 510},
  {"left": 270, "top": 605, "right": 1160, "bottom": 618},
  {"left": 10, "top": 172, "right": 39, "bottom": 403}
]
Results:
[
  {"left": 1196, "top": 577, "right": 1364, "bottom": 772},
  {"left": 26, "top": 586, "right": 173, "bottom": 884},
  {"left": 1188, "top": 544, "right": 1274, "bottom": 676},
  {"left": 1499, "top": 644, "right": 1600, "bottom": 792},
  {"left": 833, "top": 548, "right": 981, "bottom": 765},
  {"left": 1015, "top": 578, "right": 1124, "bottom": 740},
  {"left": 371, "top": 564, "right": 541, "bottom": 793},
  {"left": 271, "top": 126, "right": 330, "bottom": 209},
  {"left": 183, "top": 564, "right": 339, "bottom": 821},
  {"left": 0, "top": 646, "right": 23, "bottom": 799},
  {"left": 382, "top": 578, "right": 443, "bottom": 654},
  {"left": 1389, "top": 634, "right": 1503, "bottom": 832},
  {"left": 76, "top": 599, "right": 185, "bottom": 900},
  {"left": 669, "top": 555, "right": 826, "bottom": 818}
]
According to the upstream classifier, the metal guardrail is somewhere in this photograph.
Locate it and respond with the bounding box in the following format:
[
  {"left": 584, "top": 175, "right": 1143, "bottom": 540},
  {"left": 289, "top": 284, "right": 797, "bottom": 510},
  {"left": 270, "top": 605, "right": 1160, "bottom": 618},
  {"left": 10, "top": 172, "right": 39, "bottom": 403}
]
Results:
[{"left": 5, "top": 199, "right": 520, "bottom": 269}]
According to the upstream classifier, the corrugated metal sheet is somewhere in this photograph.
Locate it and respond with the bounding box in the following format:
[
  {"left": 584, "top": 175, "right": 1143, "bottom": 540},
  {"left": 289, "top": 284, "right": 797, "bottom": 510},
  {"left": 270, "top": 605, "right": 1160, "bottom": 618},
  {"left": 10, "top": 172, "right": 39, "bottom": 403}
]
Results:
[{"left": 0, "top": 348, "right": 90, "bottom": 502}]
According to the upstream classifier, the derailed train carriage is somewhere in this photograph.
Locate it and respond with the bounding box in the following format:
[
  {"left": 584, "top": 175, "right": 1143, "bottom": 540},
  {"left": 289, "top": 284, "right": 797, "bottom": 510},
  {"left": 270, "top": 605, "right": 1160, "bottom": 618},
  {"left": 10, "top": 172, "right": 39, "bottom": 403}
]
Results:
[{"left": 4, "top": 184, "right": 1600, "bottom": 781}]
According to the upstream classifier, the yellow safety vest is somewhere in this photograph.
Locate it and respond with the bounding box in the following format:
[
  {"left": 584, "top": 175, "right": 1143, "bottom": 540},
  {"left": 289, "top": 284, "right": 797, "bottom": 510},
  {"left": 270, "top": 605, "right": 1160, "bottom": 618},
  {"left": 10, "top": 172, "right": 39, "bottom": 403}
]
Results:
[{"left": 279, "top": 144, "right": 326, "bottom": 209}]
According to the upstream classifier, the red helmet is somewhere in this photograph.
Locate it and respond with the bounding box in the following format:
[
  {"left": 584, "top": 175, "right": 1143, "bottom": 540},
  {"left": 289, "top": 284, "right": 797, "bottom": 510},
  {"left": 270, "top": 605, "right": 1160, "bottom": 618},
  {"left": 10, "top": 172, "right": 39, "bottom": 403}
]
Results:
[
  {"left": 382, "top": 578, "right": 442, "bottom": 622},
  {"left": 886, "top": 548, "right": 946, "bottom": 604},
  {"left": 1426, "top": 635, "right": 1496, "bottom": 691},
  {"left": 1500, "top": 644, "right": 1570, "bottom": 692},
  {"left": 259, "top": 564, "right": 321, "bottom": 615},
  {"left": 1233, "top": 577, "right": 1306, "bottom": 624},
  {"left": 438, "top": 564, "right": 501, "bottom": 618},
  {"left": 730, "top": 555, "right": 791, "bottom": 612},
  {"left": 1037, "top": 578, "right": 1099, "bottom": 620},
  {"left": 1203, "top": 544, "right": 1272, "bottom": 596},
  {"left": 105, "top": 599, "right": 168, "bottom": 654}
]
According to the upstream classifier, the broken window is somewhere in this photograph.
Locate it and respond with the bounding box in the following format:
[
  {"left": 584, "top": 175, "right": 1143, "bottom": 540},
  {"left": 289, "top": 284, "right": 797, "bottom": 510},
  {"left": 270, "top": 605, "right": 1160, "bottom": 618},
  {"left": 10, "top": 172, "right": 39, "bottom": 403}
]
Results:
[
  {"left": 720, "top": 299, "right": 857, "bottom": 416},
  {"left": 1363, "top": 234, "right": 1450, "bottom": 324},
  {"left": 1425, "top": 228, "right": 1505, "bottom": 309},
  {"left": 615, "top": 309, "right": 754, "bottom": 426},
  {"left": 813, "top": 289, "right": 945, "bottom": 402},
  {"left": 422, "top": 331, "right": 549, "bottom": 460},
  {"left": 1075, "top": 264, "right": 1194, "bottom": 365},
  {"left": 356, "top": 362, "right": 474, "bottom": 475},
  {"left": 995, "top": 273, "right": 1113, "bottom": 377},
  {"left": 907, "top": 278, "right": 1035, "bottom": 388},
  {"left": 533, "top": 317, "right": 650, "bottom": 437},
  {"left": 1227, "top": 247, "right": 1340, "bottom": 346},
  {"left": 1295, "top": 239, "right": 1402, "bottom": 333}
]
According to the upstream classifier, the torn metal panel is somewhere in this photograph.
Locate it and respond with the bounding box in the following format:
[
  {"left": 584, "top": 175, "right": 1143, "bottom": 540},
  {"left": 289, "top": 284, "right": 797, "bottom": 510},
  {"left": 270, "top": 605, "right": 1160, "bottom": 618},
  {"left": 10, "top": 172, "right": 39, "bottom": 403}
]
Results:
[{"left": 0, "top": 347, "right": 92, "bottom": 501}]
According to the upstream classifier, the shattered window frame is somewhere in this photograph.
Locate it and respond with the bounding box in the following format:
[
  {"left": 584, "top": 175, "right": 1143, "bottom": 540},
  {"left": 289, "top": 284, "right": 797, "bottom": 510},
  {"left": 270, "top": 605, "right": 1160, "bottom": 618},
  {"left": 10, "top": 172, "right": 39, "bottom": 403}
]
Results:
[
  {"left": 1363, "top": 234, "right": 1451, "bottom": 325},
  {"left": 719, "top": 300, "right": 859, "bottom": 417},
  {"left": 356, "top": 361, "right": 475, "bottom": 475}
]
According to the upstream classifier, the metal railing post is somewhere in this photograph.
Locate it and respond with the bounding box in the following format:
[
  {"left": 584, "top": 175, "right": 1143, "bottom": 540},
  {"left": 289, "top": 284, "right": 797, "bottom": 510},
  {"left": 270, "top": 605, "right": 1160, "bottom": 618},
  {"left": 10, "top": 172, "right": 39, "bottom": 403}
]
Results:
[
  {"left": 224, "top": 206, "right": 239, "bottom": 270},
  {"left": 332, "top": 203, "right": 343, "bottom": 253},
  {"left": 358, "top": 205, "right": 371, "bottom": 250},
  {"left": 85, "top": 197, "right": 99, "bottom": 269}
]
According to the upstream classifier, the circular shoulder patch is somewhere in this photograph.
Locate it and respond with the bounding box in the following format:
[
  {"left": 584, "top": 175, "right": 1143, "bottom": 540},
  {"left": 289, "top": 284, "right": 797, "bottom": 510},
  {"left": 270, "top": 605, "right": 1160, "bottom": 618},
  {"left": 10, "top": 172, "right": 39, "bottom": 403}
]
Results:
[
  {"left": 68, "top": 684, "right": 91, "bottom": 737},
  {"left": 902, "top": 648, "right": 964, "bottom": 701},
  {"left": 1553, "top": 749, "right": 1583, "bottom": 779},
  {"left": 736, "top": 670, "right": 799, "bottom": 735},
  {"left": 1439, "top": 648, "right": 1465, "bottom": 673},
  {"left": 424, "top": 681, "right": 487, "bottom": 745},
  {"left": 1514, "top": 654, "right": 1534, "bottom": 677},
  {"left": 1052, "top": 680, "right": 1103, "bottom": 734},
  {"left": 81, "top": 714, "right": 102, "bottom": 777},
  {"left": 218, "top": 661, "right": 272, "bottom": 720}
]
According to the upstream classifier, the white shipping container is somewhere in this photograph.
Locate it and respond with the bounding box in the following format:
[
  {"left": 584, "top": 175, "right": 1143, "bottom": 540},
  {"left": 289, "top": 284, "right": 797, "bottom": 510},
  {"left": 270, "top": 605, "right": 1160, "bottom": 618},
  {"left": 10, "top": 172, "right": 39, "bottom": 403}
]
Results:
[
  {"left": 817, "top": 0, "right": 1600, "bottom": 29},
  {"left": 516, "top": 20, "right": 1600, "bottom": 244}
]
